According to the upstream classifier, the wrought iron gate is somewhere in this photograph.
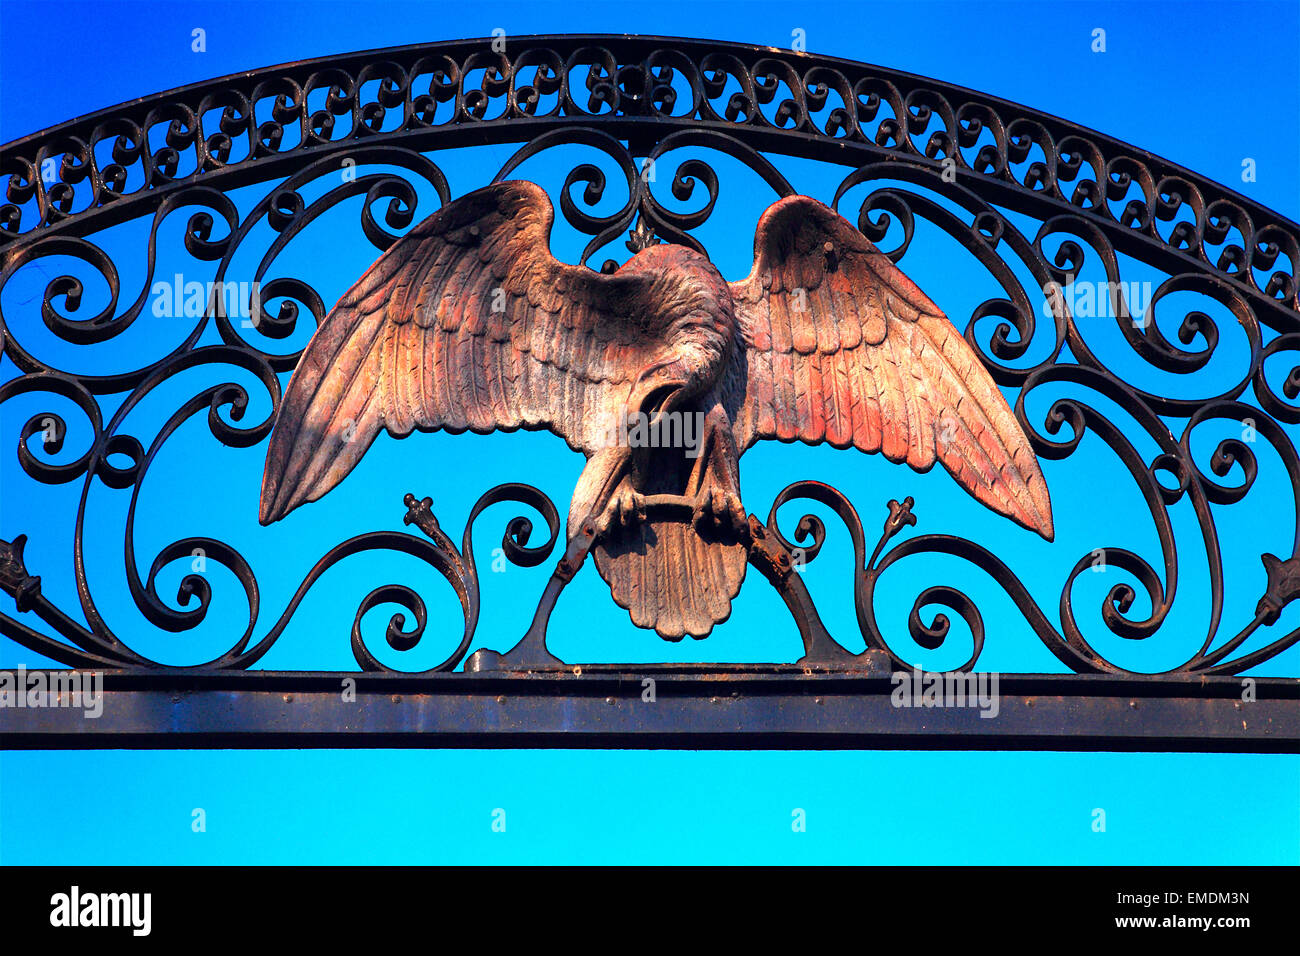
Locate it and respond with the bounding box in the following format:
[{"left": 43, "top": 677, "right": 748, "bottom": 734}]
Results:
[{"left": 2, "top": 36, "right": 1298, "bottom": 748}]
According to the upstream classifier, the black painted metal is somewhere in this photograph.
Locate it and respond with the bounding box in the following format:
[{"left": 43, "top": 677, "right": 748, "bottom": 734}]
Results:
[
  {"left": 4, "top": 669, "right": 1297, "bottom": 752},
  {"left": 2, "top": 36, "right": 1299, "bottom": 748}
]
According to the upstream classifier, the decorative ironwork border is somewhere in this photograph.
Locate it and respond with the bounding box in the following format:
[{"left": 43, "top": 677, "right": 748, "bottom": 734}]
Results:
[
  {"left": 4, "top": 34, "right": 1297, "bottom": 322},
  {"left": 2, "top": 36, "right": 1299, "bottom": 748}
]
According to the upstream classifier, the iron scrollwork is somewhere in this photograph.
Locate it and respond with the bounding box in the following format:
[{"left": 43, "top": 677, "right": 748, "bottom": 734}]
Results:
[{"left": 2, "top": 36, "right": 1298, "bottom": 677}]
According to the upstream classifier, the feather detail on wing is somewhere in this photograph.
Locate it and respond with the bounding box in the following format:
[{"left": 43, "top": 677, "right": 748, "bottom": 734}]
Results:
[
  {"left": 260, "top": 181, "right": 675, "bottom": 524},
  {"left": 726, "top": 196, "right": 1054, "bottom": 540}
]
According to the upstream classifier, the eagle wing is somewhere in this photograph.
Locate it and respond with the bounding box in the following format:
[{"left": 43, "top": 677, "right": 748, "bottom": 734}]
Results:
[
  {"left": 260, "top": 181, "right": 668, "bottom": 524},
  {"left": 727, "top": 196, "right": 1053, "bottom": 539}
]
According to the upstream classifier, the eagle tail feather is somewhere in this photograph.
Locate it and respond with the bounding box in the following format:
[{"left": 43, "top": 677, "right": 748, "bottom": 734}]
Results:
[{"left": 594, "top": 517, "right": 747, "bottom": 640}]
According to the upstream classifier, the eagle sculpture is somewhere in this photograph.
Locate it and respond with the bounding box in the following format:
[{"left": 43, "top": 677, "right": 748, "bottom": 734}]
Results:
[{"left": 259, "top": 181, "right": 1052, "bottom": 640}]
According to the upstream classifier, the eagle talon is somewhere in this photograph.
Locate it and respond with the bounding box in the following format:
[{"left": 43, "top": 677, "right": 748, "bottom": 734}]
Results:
[
  {"left": 693, "top": 488, "right": 746, "bottom": 537},
  {"left": 693, "top": 489, "right": 715, "bottom": 531},
  {"left": 597, "top": 489, "right": 647, "bottom": 536}
]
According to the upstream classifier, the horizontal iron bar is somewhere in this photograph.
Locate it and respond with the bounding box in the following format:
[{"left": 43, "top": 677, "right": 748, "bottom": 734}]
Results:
[{"left": 2, "top": 669, "right": 1296, "bottom": 751}]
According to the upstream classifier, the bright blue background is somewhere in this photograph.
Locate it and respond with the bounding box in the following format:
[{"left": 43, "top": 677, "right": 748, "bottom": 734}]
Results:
[{"left": 2, "top": 0, "right": 1298, "bottom": 863}]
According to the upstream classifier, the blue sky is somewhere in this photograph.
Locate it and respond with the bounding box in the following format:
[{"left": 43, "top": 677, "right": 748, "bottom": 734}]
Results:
[{"left": 1, "top": 0, "right": 1298, "bottom": 863}]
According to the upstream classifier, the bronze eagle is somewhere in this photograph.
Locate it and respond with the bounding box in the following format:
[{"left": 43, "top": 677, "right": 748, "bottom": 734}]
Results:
[{"left": 259, "top": 181, "right": 1052, "bottom": 640}]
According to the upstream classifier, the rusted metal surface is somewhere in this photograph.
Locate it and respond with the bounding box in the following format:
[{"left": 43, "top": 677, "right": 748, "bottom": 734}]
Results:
[{"left": 258, "top": 183, "right": 1050, "bottom": 641}]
